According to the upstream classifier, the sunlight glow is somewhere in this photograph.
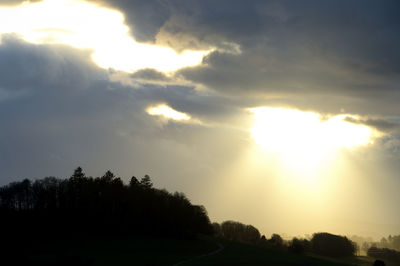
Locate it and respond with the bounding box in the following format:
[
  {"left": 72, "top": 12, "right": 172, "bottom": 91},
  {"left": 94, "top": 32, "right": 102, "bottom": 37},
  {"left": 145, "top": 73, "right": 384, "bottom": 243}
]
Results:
[
  {"left": 250, "top": 107, "right": 378, "bottom": 170},
  {"left": 0, "top": 0, "right": 210, "bottom": 73},
  {"left": 146, "top": 104, "right": 191, "bottom": 121}
]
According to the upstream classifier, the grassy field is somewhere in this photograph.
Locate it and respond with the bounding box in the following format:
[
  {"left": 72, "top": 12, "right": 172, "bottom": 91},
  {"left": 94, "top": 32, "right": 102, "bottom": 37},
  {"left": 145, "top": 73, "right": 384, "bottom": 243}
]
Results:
[{"left": 16, "top": 235, "right": 394, "bottom": 266}]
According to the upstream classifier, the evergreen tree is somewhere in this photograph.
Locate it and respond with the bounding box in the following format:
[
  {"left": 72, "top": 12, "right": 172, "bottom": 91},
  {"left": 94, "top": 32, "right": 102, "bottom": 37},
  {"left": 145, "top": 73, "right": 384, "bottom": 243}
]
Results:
[
  {"left": 71, "top": 167, "right": 85, "bottom": 179},
  {"left": 140, "top": 175, "right": 153, "bottom": 189}
]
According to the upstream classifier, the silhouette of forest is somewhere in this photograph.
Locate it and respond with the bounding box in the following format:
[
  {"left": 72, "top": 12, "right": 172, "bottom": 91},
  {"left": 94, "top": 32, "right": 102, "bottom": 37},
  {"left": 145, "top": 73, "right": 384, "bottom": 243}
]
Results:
[
  {"left": 0, "top": 167, "right": 213, "bottom": 238},
  {"left": 0, "top": 167, "right": 214, "bottom": 263}
]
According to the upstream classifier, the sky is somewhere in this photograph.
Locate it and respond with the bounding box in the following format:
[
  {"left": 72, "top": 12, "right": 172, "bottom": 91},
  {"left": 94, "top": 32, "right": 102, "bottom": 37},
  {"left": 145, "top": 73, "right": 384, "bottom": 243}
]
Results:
[{"left": 1, "top": 0, "right": 400, "bottom": 240}]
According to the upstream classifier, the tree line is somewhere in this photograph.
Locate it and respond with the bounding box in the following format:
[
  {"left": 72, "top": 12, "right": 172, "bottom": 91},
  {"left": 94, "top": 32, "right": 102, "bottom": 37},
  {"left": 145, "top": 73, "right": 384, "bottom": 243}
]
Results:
[
  {"left": 0, "top": 167, "right": 213, "bottom": 241},
  {"left": 360, "top": 235, "right": 400, "bottom": 253},
  {"left": 367, "top": 247, "right": 400, "bottom": 264},
  {"left": 213, "top": 221, "right": 357, "bottom": 257}
]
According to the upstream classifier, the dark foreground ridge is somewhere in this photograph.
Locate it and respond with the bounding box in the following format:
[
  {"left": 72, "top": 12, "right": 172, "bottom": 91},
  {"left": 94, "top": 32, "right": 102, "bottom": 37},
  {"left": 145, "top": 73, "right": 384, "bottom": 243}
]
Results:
[{"left": 1, "top": 167, "right": 398, "bottom": 265}]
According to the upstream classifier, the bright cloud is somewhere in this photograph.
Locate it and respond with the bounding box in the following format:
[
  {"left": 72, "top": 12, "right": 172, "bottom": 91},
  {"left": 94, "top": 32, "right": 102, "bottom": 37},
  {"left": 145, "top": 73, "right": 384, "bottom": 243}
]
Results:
[
  {"left": 0, "top": 0, "right": 210, "bottom": 73},
  {"left": 250, "top": 107, "right": 382, "bottom": 170},
  {"left": 146, "top": 104, "right": 191, "bottom": 122}
]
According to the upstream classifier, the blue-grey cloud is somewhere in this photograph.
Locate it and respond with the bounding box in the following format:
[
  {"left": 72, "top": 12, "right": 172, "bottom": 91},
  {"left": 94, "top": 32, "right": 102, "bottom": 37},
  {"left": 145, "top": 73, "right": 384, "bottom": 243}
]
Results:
[
  {"left": 345, "top": 117, "right": 400, "bottom": 133},
  {"left": 0, "top": 36, "right": 247, "bottom": 187},
  {"left": 90, "top": 0, "right": 171, "bottom": 42},
  {"left": 130, "top": 68, "right": 171, "bottom": 82},
  {"left": 91, "top": 0, "right": 400, "bottom": 115}
]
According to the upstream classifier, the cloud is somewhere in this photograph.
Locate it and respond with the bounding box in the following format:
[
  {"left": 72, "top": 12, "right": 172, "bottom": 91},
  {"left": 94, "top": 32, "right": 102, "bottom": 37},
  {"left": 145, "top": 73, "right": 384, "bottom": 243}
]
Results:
[
  {"left": 131, "top": 69, "right": 171, "bottom": 82},
  {"left": 89, "top": 0, "right": 171, "bottom": 43},
  {"left": 0, "top": 0, "right": 42, "bottom": 5},
  {"left": 345, "top": 116, "right": 400, "bottom": 133},
  {"left": 146, "top": 103, "right": 191, "bottom": 122},
  {"left": 8, "top": 0, "right": 397, "bottom": 117},
  {"left": 0, "top": 0, "right": 211, "bottom": 73},
  {"left": 0, "top": 34, "right": 106, "bottom": 93},
  {"left": 88, "top": 0, "right": 400, "bottom": 116},
  {"left": 0, "top": 37, "right": 246, "bottom": 188}
]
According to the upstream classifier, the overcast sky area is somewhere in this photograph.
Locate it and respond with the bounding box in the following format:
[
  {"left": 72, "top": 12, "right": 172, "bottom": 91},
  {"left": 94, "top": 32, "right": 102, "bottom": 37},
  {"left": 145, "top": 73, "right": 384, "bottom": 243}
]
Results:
[{"left": 1, "top": 0, "right": 400, "bottom": 240}]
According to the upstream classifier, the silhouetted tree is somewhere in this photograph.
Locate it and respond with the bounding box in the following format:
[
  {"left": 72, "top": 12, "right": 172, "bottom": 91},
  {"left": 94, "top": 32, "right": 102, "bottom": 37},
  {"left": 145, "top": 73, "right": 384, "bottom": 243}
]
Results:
[
  {"left": 71, "top": 167, "right": 85, "bottom": 179},
  {"left": 288, "top": 237, "right": 311, "bottom": 253},
  {"left": 260, "top": 235, "right": 267, "bottom": 243},
  {"left": 129, "top": 176, "right": 139, "bottom": 188},
  {"left": 269, "top": 233, "right": 285, "bottom": 249},
  {"left": 140, "top": 174, "right": 153, "bottom": 189},
  {"left": 311, "top": 232, "right": 356, "bottom": 257},
  {"left": 218, "top": 220, "right": 261, "bottom": 244},
  {"left": 101, "top": 170, "right": 116, "bottom": 183},
  {"left": 245, "top": 225, "right": 261, "bottom": 243}
]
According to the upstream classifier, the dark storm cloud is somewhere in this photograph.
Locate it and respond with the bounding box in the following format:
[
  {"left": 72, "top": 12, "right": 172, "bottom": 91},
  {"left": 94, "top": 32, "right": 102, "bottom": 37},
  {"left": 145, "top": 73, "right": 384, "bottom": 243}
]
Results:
[
  {"left": 172, "top": 0, "right": 400, "bottom": 113},
  {"left": 0, "top": 36, "right": 246, "bottom": 185},
  {"left": 91, "top": 0, "right": 400, "bottom": 115},
  {"left": 89, "top": 0, "right": 171, "bottom": 42}
]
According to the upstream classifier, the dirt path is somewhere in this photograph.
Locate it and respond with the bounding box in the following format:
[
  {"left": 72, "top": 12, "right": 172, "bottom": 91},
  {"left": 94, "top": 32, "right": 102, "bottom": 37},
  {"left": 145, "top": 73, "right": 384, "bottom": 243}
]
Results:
[{"left": 172, "top": 242, "right": 224, "bottom": 265}]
